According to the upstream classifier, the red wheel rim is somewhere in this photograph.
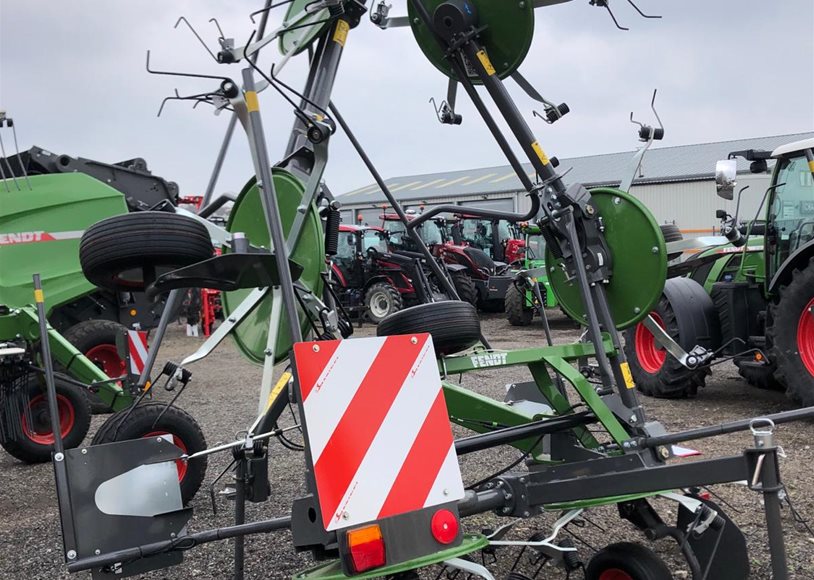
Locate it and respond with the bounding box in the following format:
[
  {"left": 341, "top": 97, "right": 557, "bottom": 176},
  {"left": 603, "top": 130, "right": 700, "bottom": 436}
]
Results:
[
  {"left": 634, "top": 313, "right": 667, "bottom": 374},
  {"left": 85, "top": 344, "right": 126, "bottom": 377},
  {"left": 599, "top": 569, "right": 634, "bottom": 580},
  {"left": 143, "top": 431, "right": 188, "bottom": 481},
  {"left": 797, "top": 297, "right": 814, "bottom": 377},
  {"left": 21, "top": 394, "right": 75, "bottom": 445}
]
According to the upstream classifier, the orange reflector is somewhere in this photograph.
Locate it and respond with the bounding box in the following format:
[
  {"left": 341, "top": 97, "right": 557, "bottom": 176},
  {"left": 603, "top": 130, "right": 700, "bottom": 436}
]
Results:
[
  {"left": 129, "top": 309, "right": 138, "bottom": 316},
  {"left": 755, "top": 352, "right": 764, "bottom": 361},
  {"left": 347, "top": 525, "right": 385, "bottom": 573},
  {"left": 430, "top": 509, "right": 459, "bottom": 545}
]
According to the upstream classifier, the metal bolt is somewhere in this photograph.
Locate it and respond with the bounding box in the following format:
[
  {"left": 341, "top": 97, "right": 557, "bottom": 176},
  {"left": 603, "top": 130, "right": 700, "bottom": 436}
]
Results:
[
  {"left": 54, "top": 452, "right": 64, "bottom": 462},
  {"left": 227, "top": 317, "right": 236, "bottom": 323},
  {"left": 264, "top": 348, "right": 273, "bottom": 356},
  {"left": 633, "top": 307, "right": 641, "bottom": 314},
  {"left": 342, "top": 512, "right": 349, "bottom": 520},
  {"left": 519, "top": 1, "right": 525, "bottom": 7},
  {"left": 585, "top": 204, "right": 595, "bottom": 215},
  {"left": 95, "top": 549, "right": 101, "bottom": 555},
  {"left": 157, "top": 437, "right": 164, "bottom": 442},
  {"left": 81, "top": 448, "right": 87, "bottom": 455},
  {"left": 410, "top": 336, "right": 418, "bottom": 345},
  {"left": 443, "top": 488, "right": 449, "bottom": 496},
  {"left": 312, "top": 344, "right": 320, "bottom": 352},
  {"left": 522, "top": 511, "right": 530, "bottom": 518},
  {"left": 67, "top": 550, "right": 76, "bottom": 560},
  {"left": 658, "top": 446, "right": 670, "bottom": 460},
  {"left": 413, "top": 17, "right": 420, "bottom": 24},
  {"left": 629, "top": 414, "right": 637, "bottom": 424},
  {"left": 519, "top": 477, "right": 526, "bottom": 484},
  {"left": 651, "top": 246, "right": 659, "bottom": 254},
  {"left": 613, "top": 197, "right": 621, "bottom": 205},
  {"left": 505, "top": 493, "right": 513, "bottom": 501},
  {"left": 171, "top": 532, "right": 177, "bottom": 538}
]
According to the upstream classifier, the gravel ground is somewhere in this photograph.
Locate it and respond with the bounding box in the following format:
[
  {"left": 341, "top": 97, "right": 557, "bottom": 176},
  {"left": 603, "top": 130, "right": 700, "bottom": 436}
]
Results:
[{"left": 1, "top": 311, "right": 813, "bottom": 579}]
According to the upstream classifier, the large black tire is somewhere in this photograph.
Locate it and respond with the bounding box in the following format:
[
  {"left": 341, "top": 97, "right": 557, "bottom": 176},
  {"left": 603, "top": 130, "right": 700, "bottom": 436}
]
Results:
[
  {"left": 92, "top": 402, "right": 207, "bottom": 504},
  {"left": 505, "top": 283, "right": 533, "bottom": 326},
  {"left": 660, "top": 224, "right": 684, "bottom": 261},
  {"left": 478, "top": 298, "right": 505, "bottom": 313},
  {"left": 450, "top": 271, "right": 477, "bottom": 305},
  {"left": 377, "top": 301, "right": 481, "bottom": 356},
  {"left": 1, "top": 377, "right": 92, "bottom": 463},
  {"left": 623, "top": 278, "right": 716, "bottom": 398},
  {"left": 364, "top": 282, "right": 403, "bottom": 324},
  {"left": 767, "top": 257, "right": 814, "bottom": 406},
  {"left": 585, "top": 542, "right": 672, "bottom": 580},
  {"left": 80, "top": 212, "right": 214, "bottom": 291},
  {"left": 734, "top": 360, "right": 784, "bottom": 391},
  {"left": 63, "top": 319, "right": 128, "bottom": 414}
]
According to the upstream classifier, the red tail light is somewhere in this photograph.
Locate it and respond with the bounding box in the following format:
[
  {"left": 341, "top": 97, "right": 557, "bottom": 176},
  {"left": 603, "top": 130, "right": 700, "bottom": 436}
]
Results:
[{"left": 347, "top": 525, "right": 386, "bottom": 573}]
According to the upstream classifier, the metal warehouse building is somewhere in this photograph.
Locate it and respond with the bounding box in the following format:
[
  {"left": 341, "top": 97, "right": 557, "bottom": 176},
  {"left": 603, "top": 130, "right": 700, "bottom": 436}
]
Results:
[{"left": 338, "top": 132, "right": 814, "bottom": 234}]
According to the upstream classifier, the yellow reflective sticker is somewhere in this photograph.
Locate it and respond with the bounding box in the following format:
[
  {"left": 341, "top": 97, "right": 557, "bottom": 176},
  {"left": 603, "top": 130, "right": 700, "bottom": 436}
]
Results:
[
  {"left": 476, "top": 50, "right": 496, "bottom": 76},
  {"left": 245, "top": 91, "right": 259, "bottom": 113},
  {"left": 531, "top": 141, "right": 550, "bottom": 166},
  {"left": 266, "top": 371, "right": 291, "bottom": 411},
  {"left": 620, "top": 362, "right": 636, "bottom": 389},
  {"left": 143, "top": 380, "right": 152, "bottom": 393},
  {"left": 333, "top": 20, "right": 350, "bottom": 47},
  {"left": 808, "top": 159, "right": 814, "bottom": 173},
  {"left": 33, "top": 289, "right": 44, "bottom": 303}
]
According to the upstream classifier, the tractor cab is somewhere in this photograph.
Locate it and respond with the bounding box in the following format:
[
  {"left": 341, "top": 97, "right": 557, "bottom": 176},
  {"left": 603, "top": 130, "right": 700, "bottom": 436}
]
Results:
[
  {"left": 333, "top": 225, "right": 391, "bottom": 288},
  {"left": 379, "top": 211, "right": 448, "bottom": 253},
  {"left": 451, "top": 215, "right": 524, "bottom": 264}
]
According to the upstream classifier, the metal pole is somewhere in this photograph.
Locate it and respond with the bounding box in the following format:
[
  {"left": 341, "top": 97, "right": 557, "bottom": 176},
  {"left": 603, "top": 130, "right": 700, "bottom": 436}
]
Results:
[
  {"left": 32, "top": 274, "right": 64, "bottom": 456},
  {"left": 760, "top": 450, "right": 788, "bottom": 580},
  {"left": 136, "top": 289, "right": 182, "bottom": 388},
  {"left": 241, "top": 70, "right": 303, "bottom": 344},
  {"left": 234, "top": 457, "right": 247, "bottom": 580}
]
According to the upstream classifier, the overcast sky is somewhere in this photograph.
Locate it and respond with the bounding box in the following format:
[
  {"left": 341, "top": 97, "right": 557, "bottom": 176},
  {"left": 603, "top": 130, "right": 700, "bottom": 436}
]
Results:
[{"left": 1, "top": 0, "right": 812, "bottom": 199}]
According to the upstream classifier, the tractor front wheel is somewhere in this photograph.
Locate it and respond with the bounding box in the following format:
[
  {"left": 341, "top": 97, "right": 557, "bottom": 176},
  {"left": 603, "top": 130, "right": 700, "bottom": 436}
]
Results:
[
  {"left": 364, "top": 282, "right": 403, "bottom": 324},
  {"left": 1, "top": 377, "right": 92, "bottom": 463},
  {"left": 768, "top": 257, "right": 814, "bottom": 405},
  {"left": 450, "top": 271, "right": 477, "bottom": 305},
  {"left": 623, "top": 278, "right": 713, "bottom": 398},
  {"left": 92, "top": 402, "right": 207, "bottom": 504},
  {"left": 505, "top": 283, "right": 533, "bottom": 326}
]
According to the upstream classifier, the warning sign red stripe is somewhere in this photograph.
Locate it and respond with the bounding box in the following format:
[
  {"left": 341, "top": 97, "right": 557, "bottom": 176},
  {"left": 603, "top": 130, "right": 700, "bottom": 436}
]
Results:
[
  {"left": 377, "top": 390, "right": 452, "bottom": 519},
  {"left": 293, "top": 340, "right": 342, "bottom": 402},
  {"left": 313, "top": 334, "right": 427, "bottom": 527}
]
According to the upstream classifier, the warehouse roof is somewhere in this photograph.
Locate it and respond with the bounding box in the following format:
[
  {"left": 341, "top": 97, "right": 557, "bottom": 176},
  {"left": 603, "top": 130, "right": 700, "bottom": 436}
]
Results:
[{"left": 339, "top": 132, "right": 814, "bottom": 205}]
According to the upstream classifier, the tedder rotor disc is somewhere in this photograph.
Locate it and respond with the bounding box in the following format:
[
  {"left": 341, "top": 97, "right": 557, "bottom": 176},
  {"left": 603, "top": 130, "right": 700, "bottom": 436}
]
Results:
[
  {"left": 409, "top": 0, "right": 535, "bottom": 83},
  {"left": 279, "top": 0, "right": 331, "bottom": 56},
  {"left": 224, "top": 169, "right": 325, "bottom": 364},
  {"left": 546, "top": 188, "right": 667, "bottom": 330}
]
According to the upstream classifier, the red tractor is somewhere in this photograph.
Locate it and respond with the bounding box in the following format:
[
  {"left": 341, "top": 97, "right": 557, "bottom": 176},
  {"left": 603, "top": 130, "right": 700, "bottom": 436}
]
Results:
[
  {"left": 450, "top": 215, "right": 526, "bottom": 266},
  {"left": 381, "top": 212, "right": 512, "bottom": 311},
  {"left": 329, "top": 224, "right": 427, "bottom": 323}
]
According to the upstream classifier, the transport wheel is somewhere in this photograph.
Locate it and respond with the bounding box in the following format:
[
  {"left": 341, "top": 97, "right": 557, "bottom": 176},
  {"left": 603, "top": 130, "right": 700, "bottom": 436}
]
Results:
[
  {"left": 365, "top": 282, "right": 403, "bottom": 324},
  {"left": 585, "top": 542, "right": 672, "bottom": 580},
  {"left": 450, "top": 271, "right": 477, "bottom": 305},
  {"left": 505, "top": 283, "right": 533, "bottom": 326},
  {"left": 660, "top": 224, "right": 683, "bottom": 261},
  {"left": 63, "top": 319, "right": 128, "bottom": 413},
  {"left": 1, "top": 377, "right": 91, "bottom": 463},
  {"left": 80, "top": 212, "right": 214, "bottom": 292},
  {"left": 377, "top": 301, "right": 481, "bottom": 356},
  {"left": 92, "top": 402, "right": 207, "bottom": 504},
  {"left": 734, "top": 360, "right": 784, "bottom": 391},
  {"left": 623, "top": 278, "right": 714, "bottom": 398},
  {"left": 768, "top": 258, "right": 814, "bottom": 405}
]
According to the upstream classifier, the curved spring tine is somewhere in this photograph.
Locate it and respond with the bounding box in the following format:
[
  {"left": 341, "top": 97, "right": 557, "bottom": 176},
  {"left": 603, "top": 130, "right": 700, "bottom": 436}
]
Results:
[
  {"left": 209, "top": 17, "right": 226, "bottom": 42},
  {"left": 626, "top": 0, "right": 661, "bottom": 19},
  {"left": 145, "top": 50, "right": 234, "bottom": 84},
  {"left": 249, "top": 0, "right": 294, "bottom": 23},
  {"left": 604, "top": 4, "right": 629, "bottom": 31},
  {"left": 174, "top": 16, "right": 218, "bottom": 61}
]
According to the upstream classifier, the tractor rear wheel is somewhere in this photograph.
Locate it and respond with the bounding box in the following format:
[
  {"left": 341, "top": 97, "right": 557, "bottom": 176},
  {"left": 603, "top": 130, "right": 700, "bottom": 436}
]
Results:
[
  {"left": 505, "top": 283, "right": 533, "bottom": 326},
  {"left": 450, "top": 271, "right": 477, "bottom": 305},
  {"left": 377, "top": 301, "right": 481, "bottom": 356},
  {"left": 92, "top": 402, "right": 207, "bottom": 504},
  {"left": 1, "top": 377, "right": 92, "bottom": 463},
  {"left": 623, "top": 278, "right": 713, "bottom": 398},
  {"left": 365, "top": 282, "right": 403, "bottom": 324},
  {"left": 768, "top": 258, "right": 814, "bottom": 405},
  {"left": 63, "top": 319, "right": 128, "bottom": 413},
  {"left": 585, "top": 542, "right": 672, "bottom": 580},
  {"left": 80, "top": 212, "right": 214, "bottom": 292}
]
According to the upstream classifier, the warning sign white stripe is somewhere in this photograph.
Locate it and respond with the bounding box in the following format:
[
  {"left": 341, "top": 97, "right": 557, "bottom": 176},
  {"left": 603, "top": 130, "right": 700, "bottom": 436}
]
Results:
[
  {"left": 128, "top": 330, "right": 148, "bottom": 375},
  {"left": 423, "top": 445, "right": 463, "bottom": 509}
]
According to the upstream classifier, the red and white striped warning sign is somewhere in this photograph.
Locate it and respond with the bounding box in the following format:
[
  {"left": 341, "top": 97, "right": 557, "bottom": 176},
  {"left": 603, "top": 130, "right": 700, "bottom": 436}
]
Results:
[
  {"left": 293, "top": 334, "right": 464, "bottom": 532},
  {"left": 127, "top": 330, "right": 149, "bottom": 375}
]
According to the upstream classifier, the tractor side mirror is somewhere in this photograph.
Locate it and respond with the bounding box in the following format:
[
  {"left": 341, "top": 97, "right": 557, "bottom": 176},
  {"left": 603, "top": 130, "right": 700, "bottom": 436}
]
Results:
[{"left": 715, "top": 159, "right": 737, "bottom": 200}]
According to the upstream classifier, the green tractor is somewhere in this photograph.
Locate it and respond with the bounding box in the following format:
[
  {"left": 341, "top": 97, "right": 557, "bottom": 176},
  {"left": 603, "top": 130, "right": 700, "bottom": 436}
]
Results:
[
  {"left": 504, "top": 223, "right": 558, "bottom": 326},
  {"left": 624, "top": 137, "right": 814, "bottom": 404}
]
